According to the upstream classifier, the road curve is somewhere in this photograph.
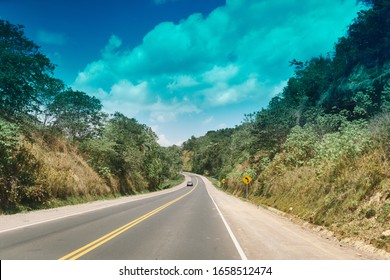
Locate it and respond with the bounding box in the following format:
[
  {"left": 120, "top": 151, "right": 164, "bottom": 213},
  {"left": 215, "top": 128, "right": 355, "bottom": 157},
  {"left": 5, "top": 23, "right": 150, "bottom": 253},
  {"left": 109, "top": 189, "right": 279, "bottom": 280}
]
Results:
[
  {"left": 0, "top": 174, "right": 241, "bottom": 260},
  {"left": 1, "top": 173, "right": 386, "bottom": 260}
]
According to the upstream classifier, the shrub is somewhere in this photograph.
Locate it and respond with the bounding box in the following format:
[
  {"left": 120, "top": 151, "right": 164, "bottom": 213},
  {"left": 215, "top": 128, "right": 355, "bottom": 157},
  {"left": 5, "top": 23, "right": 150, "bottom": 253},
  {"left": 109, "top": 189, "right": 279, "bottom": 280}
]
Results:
[
  {"left": 282, "top": 125, "right": 318, "bottom": 167},
  {"left": 369, "top": 112, "right": 390, "bottom": 156},
  {"left": 0, "top": 119, "right": 46, "bottom": 211},
  {"left": 312, "top": 120, "right": 371, "bottom": 166}
]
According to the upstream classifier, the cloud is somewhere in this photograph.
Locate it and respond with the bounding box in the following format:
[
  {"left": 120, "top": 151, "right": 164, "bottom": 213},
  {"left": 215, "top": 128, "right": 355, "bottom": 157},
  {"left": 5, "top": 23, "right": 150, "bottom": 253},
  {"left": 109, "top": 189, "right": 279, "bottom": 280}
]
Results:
[
  {"left": 110, "top": 80, "right": 147, "bottom": 103},
  {"left": 203, "top": 116, "right": 214, "bottom": 125},
  {"left": 37, "top": 30, "right": 66, "bottom": 46},
  {"left": 73, "top": 0, "right": 363, "bottom": 141},
  {"left": 148, "top": 98, "right": 200, "bottom": 123},
  {"left": 157, "top": 134, "right": 171, "bottom": 146}
]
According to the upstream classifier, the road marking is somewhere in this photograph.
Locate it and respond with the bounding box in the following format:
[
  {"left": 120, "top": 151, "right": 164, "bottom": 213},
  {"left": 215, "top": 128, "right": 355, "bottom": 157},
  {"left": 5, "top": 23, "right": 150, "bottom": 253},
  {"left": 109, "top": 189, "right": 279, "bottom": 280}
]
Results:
[
  {"left": 0, "top": 176, "right": 191, "bottom": 234},
  {"left": 59, "top": 180, "right": 198, "bottom": 260},
  {"left": 201, "top": 175, "right": 248, "bottom": 260}
]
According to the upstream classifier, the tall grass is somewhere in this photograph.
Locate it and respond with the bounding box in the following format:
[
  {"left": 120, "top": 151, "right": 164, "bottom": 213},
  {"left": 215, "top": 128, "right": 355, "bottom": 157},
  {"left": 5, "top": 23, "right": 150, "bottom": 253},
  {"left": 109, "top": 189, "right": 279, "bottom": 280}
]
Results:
[{"left": 222, "top": 114, "right": 390, "bottom": 252}]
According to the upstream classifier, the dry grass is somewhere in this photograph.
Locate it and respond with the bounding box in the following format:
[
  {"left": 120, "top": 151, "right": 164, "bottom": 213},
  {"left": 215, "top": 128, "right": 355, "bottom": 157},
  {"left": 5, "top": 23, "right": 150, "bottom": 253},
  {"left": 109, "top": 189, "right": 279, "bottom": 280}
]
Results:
[
  {"left": 224, "top": 147, "right": 390, "bottom": 252},
  {"left": 26, "top": 134, "right": 110, "bottom": 200}
]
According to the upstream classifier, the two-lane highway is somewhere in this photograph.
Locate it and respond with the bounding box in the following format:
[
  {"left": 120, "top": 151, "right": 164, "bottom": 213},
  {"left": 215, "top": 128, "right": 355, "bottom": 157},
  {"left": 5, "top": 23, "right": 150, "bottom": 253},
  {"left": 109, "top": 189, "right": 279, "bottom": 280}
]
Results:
[{"left": 0, "top": 174, "right": 242, "bottom": 260}]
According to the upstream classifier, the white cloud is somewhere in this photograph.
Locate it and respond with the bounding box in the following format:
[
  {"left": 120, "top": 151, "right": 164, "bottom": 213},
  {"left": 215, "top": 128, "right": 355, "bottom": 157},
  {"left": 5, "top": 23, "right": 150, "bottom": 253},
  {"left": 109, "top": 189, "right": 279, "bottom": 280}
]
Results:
[
  {"left": 157, "top": 134, "right": 171, "bottom": 146},
  {"left": 202, "top": 64, "right": 239, "bottom": 84},
  {"left": 167, "top": 75, "right": 199, "bottom": 90},
  {"left": 73, "top": 0, "right": 363, "bottom": 142},
  {"left": 110, "top": 80, "right": 148, "bottom": 103},
  {"left": 203, "top": 116, "right": 214, "bottom": 124},
  {"left": 148, "top": 98, "right": 200, "bottom": 123},
  {"left": 202, "top": 74, "right": 260, "bottom": 106}
]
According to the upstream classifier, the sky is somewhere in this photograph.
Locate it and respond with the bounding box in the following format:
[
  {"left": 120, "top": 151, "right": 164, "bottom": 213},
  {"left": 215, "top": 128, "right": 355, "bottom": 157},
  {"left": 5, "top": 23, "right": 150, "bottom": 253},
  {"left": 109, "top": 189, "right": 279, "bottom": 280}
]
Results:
[{"left": 1, "top": 0, "right": 365, "bottom": 146}]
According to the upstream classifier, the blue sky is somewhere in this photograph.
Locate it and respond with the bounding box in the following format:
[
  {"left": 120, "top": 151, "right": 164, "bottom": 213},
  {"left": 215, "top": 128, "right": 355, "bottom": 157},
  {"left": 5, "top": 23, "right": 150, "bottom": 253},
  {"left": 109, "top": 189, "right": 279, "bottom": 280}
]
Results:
[{"left": 1, "top": 0, "right": 364, "bottom": 146}]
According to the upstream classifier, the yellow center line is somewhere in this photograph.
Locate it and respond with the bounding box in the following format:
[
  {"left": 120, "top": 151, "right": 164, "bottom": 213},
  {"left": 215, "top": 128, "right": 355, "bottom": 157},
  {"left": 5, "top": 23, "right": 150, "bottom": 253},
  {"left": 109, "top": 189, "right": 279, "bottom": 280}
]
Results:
[{"left": 59, "top": 178, "right": 198, "bottom": 260}]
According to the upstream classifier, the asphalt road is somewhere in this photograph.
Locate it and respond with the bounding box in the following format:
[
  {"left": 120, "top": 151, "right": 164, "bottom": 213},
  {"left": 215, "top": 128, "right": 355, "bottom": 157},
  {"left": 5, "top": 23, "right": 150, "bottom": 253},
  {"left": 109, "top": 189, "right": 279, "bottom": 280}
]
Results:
[{"left": 0, "top": 174, "right": 242, "bottom": 260}]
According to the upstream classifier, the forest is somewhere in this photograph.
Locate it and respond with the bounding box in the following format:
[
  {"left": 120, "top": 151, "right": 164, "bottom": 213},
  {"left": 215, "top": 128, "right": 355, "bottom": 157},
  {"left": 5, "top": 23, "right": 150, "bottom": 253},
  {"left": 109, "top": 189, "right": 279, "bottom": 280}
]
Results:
[
  {"left": 183, "top": 0, "right": 390, "bottom": 251},
  {"left": 0, "top": 0, "right": 389, "bottom": 252},
  {"left": 0, "top": 19, "right": 183, "bottom": 213}
]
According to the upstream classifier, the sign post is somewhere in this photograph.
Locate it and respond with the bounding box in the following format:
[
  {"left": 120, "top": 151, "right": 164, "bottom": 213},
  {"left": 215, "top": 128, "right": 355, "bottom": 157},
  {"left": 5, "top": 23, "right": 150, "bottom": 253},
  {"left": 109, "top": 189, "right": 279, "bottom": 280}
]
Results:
[
  {"left": 242, "top": 175, "right": 252, "bottom": 200},
  {"left": 221, "top": 178, "right": 226, "bottom": 188}
]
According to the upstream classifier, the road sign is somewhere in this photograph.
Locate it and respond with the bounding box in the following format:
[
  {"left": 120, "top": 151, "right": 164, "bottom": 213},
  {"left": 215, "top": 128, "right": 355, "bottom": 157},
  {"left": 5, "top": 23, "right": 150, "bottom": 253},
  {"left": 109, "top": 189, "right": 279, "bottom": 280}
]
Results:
[
  {"left": 221, "top": 179, "right": 226, "bottom": 184},
  {"left": 242, "top": 175, "right": 252, "bottom": 185}
]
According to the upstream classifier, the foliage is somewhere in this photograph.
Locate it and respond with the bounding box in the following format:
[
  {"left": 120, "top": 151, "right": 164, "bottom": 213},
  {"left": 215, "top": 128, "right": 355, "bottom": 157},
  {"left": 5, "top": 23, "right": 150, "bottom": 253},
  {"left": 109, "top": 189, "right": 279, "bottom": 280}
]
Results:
[
  {"left": 381, "top": 81, "right": 390, "bottom": 112},
  {"left": 281, "top": 125, "right": 318, "bottom": 167},
  {"left": 0, "top": 20, "right": 181, "bottom": 211},
  {"left": 312, "top": 120, "right": 371, "bottom": 166},
  {"left": 0, "top": 119, "right": 45, "bottom": 211},
  {"left": 182, "top": 2, "right": 390, "bottom": 251},
  {"left": 183, "top": 129, "right": 235, "bottom": 177},
  {"left": 47, "top": 89, "right": 107, "bottom": 141},
  {"left": 0, "top": 20, "right": 55, "bottom": 117},
  {"left": 80, "top": 112, "right": 178, "bottom": 194},
  {"left": 369, "top": 112, "right": 390, "bottom": 156}
]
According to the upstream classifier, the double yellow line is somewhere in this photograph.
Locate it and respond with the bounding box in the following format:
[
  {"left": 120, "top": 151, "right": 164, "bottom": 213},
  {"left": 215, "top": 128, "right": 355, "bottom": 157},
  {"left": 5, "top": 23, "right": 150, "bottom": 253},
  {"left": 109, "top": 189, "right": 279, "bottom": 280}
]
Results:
[{"left": 59, "top": 179, "right": 197, "bottom": 260}]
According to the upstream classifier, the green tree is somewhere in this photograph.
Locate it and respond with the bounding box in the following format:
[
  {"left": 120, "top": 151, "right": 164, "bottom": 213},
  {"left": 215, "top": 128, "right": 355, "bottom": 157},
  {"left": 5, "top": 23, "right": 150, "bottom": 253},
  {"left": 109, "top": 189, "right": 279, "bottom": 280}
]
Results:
[
  {"left": 162, "top": 145, "right": 183, "bottom": 178},
  {"left": 80, "top": 112, "right": 176, "bottom": 193},
  {"left": 352, "top": 87, "right": 377, "bottom": 117},
  {"left": 0, "top": 119, "right": 43, "bottom": 210},
  {"left": 250, "top": 96, "right": 297, "bottom": 152},
  {"left": 0, "top": 20, "right": 54, "bottom": 117},
  {"left": 48, "top": 90, "right": 106, "bottom": 141},
  {"left": 380, "top": 81, "right": 390, "bottom": 112},
  {"left": 37, "top": 78, "right": 65, "bottom": 126},
  {"left": 281, "top": 125, "right": 318, "bottom": 167}
]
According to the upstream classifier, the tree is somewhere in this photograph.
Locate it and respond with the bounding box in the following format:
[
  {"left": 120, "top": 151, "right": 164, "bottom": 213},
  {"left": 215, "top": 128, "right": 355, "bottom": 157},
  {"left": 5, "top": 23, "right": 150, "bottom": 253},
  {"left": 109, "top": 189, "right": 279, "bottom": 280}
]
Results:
[
  {"left": 162, "top": 145, "right": 183, "bottom": 178},
  {"left": 0, "top": 20, "right": 54, "bottom": 117},
  {"left": 250, "top": 96, "right": 297, "bottom": 152},
  {"left": 48, "top": 89, "right": 106, "bottom": 141},
  {"left": 0, "top": 118, "right": 43, "bottom": 210},
  {"left": 36, "top": 78, "right": 65, "bottom": 126},
  {"left": 80, "top": 112, "right": 174, "bottom": 193}
]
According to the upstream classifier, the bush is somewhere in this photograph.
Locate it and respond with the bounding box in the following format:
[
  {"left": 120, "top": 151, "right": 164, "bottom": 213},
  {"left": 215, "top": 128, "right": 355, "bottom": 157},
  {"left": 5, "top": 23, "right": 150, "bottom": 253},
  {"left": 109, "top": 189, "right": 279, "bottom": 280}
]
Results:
[
  {"left": 0, "top": 119, "right": 45, "bottom": 211},
  {"left": 0, "top": 119, "right": 21, "bottom": 210},
  {"left": 312, "top": 120, "right": 371, "bottom": 166},
  {"left": 282, "top": 125, "right": 318, "bottom": 167},
  {"left": 369, "top": 112, "right": 390, "bottom": 156}
]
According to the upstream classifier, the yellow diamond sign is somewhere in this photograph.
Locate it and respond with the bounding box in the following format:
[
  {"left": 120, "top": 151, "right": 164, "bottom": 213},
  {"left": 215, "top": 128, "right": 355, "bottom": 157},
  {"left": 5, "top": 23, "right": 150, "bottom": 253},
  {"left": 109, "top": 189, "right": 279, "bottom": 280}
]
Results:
[{"left": 242, "top": 175, "right": 252, "bottom": 185}]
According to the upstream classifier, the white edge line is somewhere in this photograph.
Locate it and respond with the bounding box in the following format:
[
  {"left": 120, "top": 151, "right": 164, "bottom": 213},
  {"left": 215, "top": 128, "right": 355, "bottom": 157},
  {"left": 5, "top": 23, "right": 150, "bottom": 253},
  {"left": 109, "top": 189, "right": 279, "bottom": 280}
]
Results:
[
  {"left": 201, "top": 175, "right": 248, "bottom": 260},
  {"left": 0, "top": 174, "right": 191, "bottom": 234}
]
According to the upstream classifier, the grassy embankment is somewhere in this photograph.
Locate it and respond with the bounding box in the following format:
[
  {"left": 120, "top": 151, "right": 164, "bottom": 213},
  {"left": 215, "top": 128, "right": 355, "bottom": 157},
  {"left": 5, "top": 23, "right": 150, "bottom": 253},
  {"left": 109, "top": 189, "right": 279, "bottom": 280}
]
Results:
[
  {"left": 208, "top": 116, "right": 389, "bottom": 253},
  {"left": 0, "top": 124, "right": 184, "bottom": 214}
]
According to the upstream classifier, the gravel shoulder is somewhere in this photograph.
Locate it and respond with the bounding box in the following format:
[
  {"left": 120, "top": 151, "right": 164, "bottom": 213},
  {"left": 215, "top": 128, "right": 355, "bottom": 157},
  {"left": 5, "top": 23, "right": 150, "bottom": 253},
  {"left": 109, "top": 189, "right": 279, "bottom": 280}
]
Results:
[
  {"left": 1, "top": 173, "right": 388, "bottom": 260},
  {"left": 200, "top": 175, "right": 390, "bottom": 260}
]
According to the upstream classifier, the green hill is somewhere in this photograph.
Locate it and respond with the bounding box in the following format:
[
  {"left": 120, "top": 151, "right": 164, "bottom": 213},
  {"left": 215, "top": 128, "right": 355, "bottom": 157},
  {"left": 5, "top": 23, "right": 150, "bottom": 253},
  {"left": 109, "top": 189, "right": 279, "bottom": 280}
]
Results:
[
  {"left": 0, "top": 20, "right": 183, "bottom": 213},
  {"left": 182, "top": 0, "right": 390, "bottom": 252}
]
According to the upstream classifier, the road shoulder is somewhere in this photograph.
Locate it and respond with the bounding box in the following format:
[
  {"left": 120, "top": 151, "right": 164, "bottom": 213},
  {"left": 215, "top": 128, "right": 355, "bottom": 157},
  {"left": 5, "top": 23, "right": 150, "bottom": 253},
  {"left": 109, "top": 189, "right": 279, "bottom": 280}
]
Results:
[
  {"left": 201, "top": 175, "right": 389, "bottom": 260},
  {"left": 0, "top": 174, "right": 191, "bottom": 233}
]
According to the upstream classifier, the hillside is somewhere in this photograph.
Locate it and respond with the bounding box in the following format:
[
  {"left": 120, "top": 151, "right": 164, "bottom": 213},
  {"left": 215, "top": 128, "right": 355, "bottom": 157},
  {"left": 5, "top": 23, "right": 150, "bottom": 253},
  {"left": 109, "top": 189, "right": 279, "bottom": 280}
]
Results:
[
  {"left": 0, "top": 21, "right": 183, "bottom": 213},
  {"left": 183, "top": 0, "right": 390, "bottom": 252}
]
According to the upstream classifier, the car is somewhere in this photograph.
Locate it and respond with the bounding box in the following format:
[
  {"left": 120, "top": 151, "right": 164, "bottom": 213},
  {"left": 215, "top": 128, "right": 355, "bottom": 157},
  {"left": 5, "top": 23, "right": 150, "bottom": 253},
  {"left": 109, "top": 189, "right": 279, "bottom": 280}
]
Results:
[{"left": 187, "top": 180, "right": 193, "bottom": 186}]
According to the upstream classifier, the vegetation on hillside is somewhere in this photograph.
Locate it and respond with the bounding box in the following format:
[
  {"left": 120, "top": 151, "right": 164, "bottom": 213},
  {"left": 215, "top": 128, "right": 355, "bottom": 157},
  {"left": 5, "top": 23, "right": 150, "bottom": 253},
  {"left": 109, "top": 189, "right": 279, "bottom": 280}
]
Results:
[
  {"left": 0, "top": 20, "right": 182, "bottom": 213},
  {"left": 1, "top": 0, "right": 389, "bottom": 253},
  {"left": 183, "top": 0, "right": 390, "bottom": 252}
]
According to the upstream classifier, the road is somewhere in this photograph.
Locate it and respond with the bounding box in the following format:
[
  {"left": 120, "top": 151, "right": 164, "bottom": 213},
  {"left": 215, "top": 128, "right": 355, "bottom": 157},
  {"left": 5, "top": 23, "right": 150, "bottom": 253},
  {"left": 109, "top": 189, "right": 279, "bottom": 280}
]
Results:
[
  {"left": 0, "top": 173, "right": 386, "bottom": 260},
  {"left": 0, "top": 174, "right": 242, "bottom": 260}
]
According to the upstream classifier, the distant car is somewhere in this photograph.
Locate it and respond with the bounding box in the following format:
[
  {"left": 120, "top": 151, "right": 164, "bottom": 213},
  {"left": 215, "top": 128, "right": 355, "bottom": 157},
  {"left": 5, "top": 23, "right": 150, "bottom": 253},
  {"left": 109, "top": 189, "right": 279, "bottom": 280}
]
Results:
[{"left": 187, "top": 181, "right": 193, "bottom": 186}]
